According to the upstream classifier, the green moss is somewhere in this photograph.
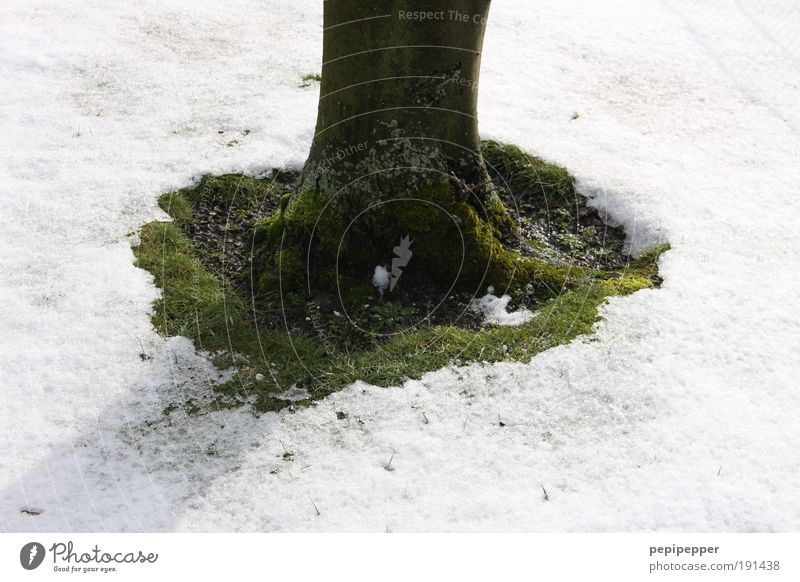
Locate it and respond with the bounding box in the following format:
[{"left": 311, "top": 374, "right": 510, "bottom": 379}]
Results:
[
  {"left": 135, "top": 192, "right": 331, "bottom": 413},
  {"left": 628, "top": 244, "right": 671, "bottom": 274},
  {"left": 483, "top": 191, "right": 519, "bottom": 237},
  {"left": 254, "top": 177, "right": 579, "bottom": 302},
  {"left": 481, "top": 140, "right": 577, "bottom": 209},
  {"left": 252, "top": 189, "right": 349, "bottom": 294},
  {"left": 158, "top": 191, "right": 193, "bottom": 225},
  {"left": 186, "top": 173, "right": 278, "bottom": 208},
  {"left": 312, "top": 268, "right": 659, "bottom": 393}
]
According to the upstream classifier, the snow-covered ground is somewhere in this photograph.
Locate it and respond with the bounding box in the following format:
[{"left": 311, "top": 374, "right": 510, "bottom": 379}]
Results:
[{"left": 1, "top": 0, "right": 798, "bottom": 532}]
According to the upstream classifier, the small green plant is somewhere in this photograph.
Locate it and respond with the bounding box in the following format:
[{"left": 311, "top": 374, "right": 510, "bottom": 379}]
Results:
[
  {"left": 369, "top": 302, "right": 418, "bottom": 334},
  {"left": 184, "top": 399, "right": 201, "bottom": 416},
  {"left": 299, "top": 73, "right": 322, "bottom": 88},
  {"left": 558, "top": 232, "right": 585, "bottom": 253}
]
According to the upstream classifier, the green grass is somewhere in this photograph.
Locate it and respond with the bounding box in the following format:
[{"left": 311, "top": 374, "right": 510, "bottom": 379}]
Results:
[
  {"left": 136, "top": 192, "right": 330, "bottom": 412},
  {"left": 299, "top": 73, "right": 322, "bottom": 88},
  {"left": 135, "top": 171, "right": 668, "bottom": 415},
  {"left": 482, "top": 140, "right": 577, "bottom": 208}
]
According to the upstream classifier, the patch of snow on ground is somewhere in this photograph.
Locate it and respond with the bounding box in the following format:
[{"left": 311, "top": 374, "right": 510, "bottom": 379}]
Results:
[
  {"left": 1, "top": 0, "right": 799, "bottom": 532},
  {"left": 275, "top": 385, "right": 311, "bottom": 403},
  {"left": 372, "top": 265, "right": 390, "bottom": 294},
  {"left": 470, "top": 292, "right": 536, "bottom": 327}
]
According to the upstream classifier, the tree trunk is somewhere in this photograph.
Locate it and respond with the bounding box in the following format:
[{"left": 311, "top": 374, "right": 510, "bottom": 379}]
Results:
[
  {"left": 257, "top": 0, "right": 537, "bottom": 303},
  {"left": 302, "top": 0, "right": 493, "bottom": 199}
]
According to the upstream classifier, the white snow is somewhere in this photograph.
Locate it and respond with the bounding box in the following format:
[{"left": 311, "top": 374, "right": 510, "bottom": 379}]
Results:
[
  {"left": 1, "top": 0, "right": 799, "bottom": 532},
  {"left": 372, "top": 265, "right": 390, "bottom": 294},
  {"left": 470, "top": 293, "right": 536, "bottom": 327},
  {"left": 274, "top": 385, "right": 311, "bottom": 403}
]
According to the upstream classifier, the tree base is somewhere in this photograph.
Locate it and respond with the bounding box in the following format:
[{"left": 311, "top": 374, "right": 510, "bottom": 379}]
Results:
[
  {"left": 252, "top": 142, "right": 594, "bottom": 314},
  {"left": 135, "top": 141, "right": 668, "bottom": 413}
]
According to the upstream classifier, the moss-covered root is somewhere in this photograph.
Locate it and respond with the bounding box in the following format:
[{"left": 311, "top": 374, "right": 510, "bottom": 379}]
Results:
[{"left": 252, "top": 179, "right": 580, "bottom": 302}]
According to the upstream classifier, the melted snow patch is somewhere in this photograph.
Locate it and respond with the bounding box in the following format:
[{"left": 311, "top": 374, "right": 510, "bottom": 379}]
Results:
[
  {"left": 275, "top": 384, "right": 311, "bottom": 402},
  {"left": 470, "top": 288, "right": 536, "bottom": 327}
]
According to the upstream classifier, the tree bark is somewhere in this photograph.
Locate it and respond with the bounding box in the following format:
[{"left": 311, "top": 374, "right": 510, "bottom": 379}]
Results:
[
  {"left": 257, "top": 0, "right": 535, "bottom": 301},
  {"left": 302, "top": 0, "right": 493, "bottom": 201}
]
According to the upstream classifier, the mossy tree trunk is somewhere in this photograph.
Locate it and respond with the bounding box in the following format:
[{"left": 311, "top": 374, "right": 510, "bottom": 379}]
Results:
[
  {"left": 256, "top": 0, "right": 562, "bottom": 305},
  {"left": 303, "top": 0, "right": 493, "bottom": 198}
]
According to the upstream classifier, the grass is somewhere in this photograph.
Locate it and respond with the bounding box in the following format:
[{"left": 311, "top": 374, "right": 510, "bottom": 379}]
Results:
[
  {"left": 134, "top": 155, "right": 668, "bottom": 415},
  {"left": 299, "top": 73, "right": 322, "bottom": 88},
  {"left": 136, "top": 213, "right": 330, "bottom": 412}
]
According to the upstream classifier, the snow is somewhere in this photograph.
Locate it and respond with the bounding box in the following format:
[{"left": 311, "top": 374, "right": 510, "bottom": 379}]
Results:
[
  {"left": 372, "top": 265, "right": 390, "bottom": 294},
  {"left": 1, "top": 0, "right": 799, "bottom": 532},
  {"left": 470, "top": 293, "right": 536, "bottom": 327},
  {"left": 274, "top": 385, "right": 311, "bottom": 403}
]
